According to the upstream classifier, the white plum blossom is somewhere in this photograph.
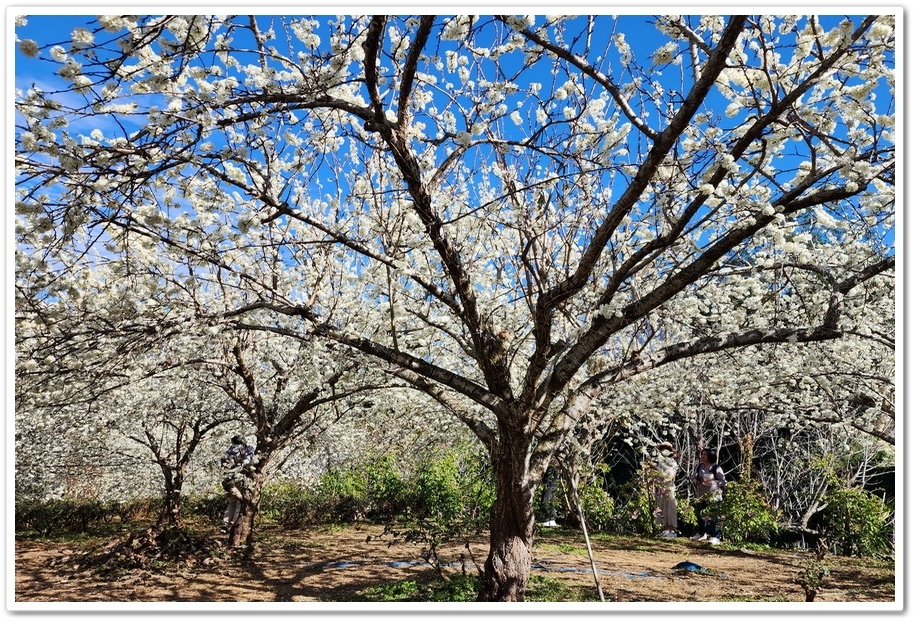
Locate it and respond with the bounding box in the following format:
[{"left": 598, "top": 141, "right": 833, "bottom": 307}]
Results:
[
  {"left": 652, "top": 42, "right": 677, "bottom": 65},
  {"left": 49, "top": 45, "right": 68, "bottom": 61},
  {"left": 18, "top": 39, "right": 39, "bottom": 57},
  {"left": 71, "top": 27, "right": 94, "bottom": 46},
  {"left": 505, "top": 15, "right": 535, "bottom": 31}
]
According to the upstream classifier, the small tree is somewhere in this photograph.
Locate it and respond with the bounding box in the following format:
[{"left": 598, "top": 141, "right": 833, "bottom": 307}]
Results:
[{"left": 796, "top": 538, "right": 831, "bottom": 602}]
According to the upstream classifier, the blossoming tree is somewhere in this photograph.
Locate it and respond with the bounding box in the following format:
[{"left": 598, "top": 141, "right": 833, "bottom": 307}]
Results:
[{"left": 15, "top": 14, "right": 895, "bottom": 600}]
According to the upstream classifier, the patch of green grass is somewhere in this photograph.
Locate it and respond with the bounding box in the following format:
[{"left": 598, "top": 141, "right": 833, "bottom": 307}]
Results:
[
  {"left": 357, "top": 574, "right": 479, "bottom": 602},
  {"left": 835, "top": 556, "right": 895, "bottom": 571},
  {"left": 627, "top": 544, "right": 662, "bottom": 552},
  {"left": 720, "top": 593, "right": 795, "bottom": 602},
  {"left": 538, "top": 542, "right": 587, "bottom": 556},
  {"left": 527, "top": 575, "right": 599, "bottom": 602},
  {"left": 357, "top": 573, "right": 597, "bottom": 603},
  {"left": 728, "top": 541, "right": 774, "bottom": 553},
  {"left": 359, "top": 579, "right": 424, "bottom": 601}
]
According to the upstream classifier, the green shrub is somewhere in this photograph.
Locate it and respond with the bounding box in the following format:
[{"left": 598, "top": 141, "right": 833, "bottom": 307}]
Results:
[
  {"left": 310, "top": 454, "right": 411, "bottom": 523},
  {"left": 363, "top": 454, "right": 410, "bottom": 519},
  {"left": 577, "top": 466, "right": 617, "bottom": 532},
  {"left": 315, "top": 466, "right": 369, "bottom": 521},
  {"left": 410, "top": 453, "right": 465, "bottom": 521},
  {"left": 258, "top": 480, "right": 317, "bottom": 528},
  {"left": 385, "top": 445, "right": 494, "bottom": 571},
  {"left": 676, "top": 497, "right": 696, "bottom": 529},
  {"left": 15, "top": 497, "right": 155, "bottom": 537},
  {"left": 184, "top": 493, "right": 227, "bottom": 523},
  {"left": 708, "top": 480, "right": 780, "bottom": 545},
  {"left": 822, "top": 485, "right": 893, "bottom": 557}
]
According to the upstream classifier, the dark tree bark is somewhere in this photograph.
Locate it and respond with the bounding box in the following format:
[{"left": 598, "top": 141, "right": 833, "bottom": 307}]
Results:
[
  {"left": 478, "top": 423, "right": 538, "bottom": 601},
  {"left": 228, "top": 468, "right": 264, "bottom": 549}
]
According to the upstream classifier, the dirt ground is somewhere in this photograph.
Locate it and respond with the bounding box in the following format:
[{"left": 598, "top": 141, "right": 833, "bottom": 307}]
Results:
[{"left": 13, "top": 523, "right": 895, "bottom": 605}]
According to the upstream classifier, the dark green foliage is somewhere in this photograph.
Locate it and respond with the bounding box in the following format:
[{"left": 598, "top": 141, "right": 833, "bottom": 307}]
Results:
[
  {"left": 256, "top": 447, "right": 494, "bottom": 544},
  {"left": 314, "top": 453, "right": 412, "bottom": 522},
  {"left": 676, "top": 497, "right": 697, "bottom": 529},
  {"left": 185, "top": 493, "right": 227, "bottom": 523},
  {"left": 256, "top": 454, "right": 413, "bottom": 527},
  {"left": 575, "top": 464, "right": 657, "bottom": 535},
  {"left": 384, "top": 445, "right": 494, "bottom": 573},
  {"left": 822, "top": 485, "right": 893, "bottom": 557},
  {"left": 257, "top": 479, "right": 316, "bottom": 527},
  {"left": 15, "top": 497, "right": 156, "bottom": 537},
  {"left": 576, "top": 465, "right": 619, "bottom": 532},
  {"left": 707, "top": 480, "right": 780, "bottom": 545}
]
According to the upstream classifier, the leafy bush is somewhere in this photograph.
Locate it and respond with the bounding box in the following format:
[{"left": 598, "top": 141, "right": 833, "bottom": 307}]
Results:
[
  {"left": 822, "top": 485, "right": 893, "bottom": 557},
  {"left": 384, "top": 445, "right": 494, "bottom": 572},
  {"left": 676, "top": 497, "right": 696, "bottom": 530},
  {"left": 577, "top": 466, "right": 617, "bottom": 532},
  {"left": 16, "top": 497, "right": 156, "bottom": 536},
  {"left": 708, "top": 480, "right": 780, "bottom": 545},
  {"left": 306, "top": 453, "right": 411, "bottom": 523},
  {"left": 258, "top": 480, "right": 317, "bottom": 527},
  {"left": 363, "top": 453, "right": 410, "bottom": 519},
  {"left": 184, "top": 493, "right": 227, "bottom": 523}
]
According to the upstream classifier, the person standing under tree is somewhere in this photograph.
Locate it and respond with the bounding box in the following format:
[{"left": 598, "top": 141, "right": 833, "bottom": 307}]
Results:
[
  {"left": 220, "top": 435, "right": 255, "bottom": 532},
  {"left": 653, "top": 442, "right": 679, "bottom": 537},
  {"left": 538, "top": 464, "right": 560, "bottom": 527},
  {"left": 691, "top": 447, "right": 726, "bottom": 545}
]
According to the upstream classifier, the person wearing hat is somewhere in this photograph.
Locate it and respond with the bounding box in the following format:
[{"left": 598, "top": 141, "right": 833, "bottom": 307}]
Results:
[
  {"left": 653, "top": 442, "right": 679, "bottom": 538},
  {"left": 220, "top": 435, "right": 255, "bottom": 532}
]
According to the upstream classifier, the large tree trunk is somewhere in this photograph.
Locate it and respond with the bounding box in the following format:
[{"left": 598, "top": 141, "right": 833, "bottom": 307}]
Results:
[
  {"left": 160, "top": 473, "right": 184, "bottom": 527},
  {"left": 228, "top": 469, "right": 265, "bottom": 549},
  {"left": 155, "top": 461, "right": 185, "bottom": 528},
  {"left": 479, "top": 431, "right": 538, "bottom": 602}
]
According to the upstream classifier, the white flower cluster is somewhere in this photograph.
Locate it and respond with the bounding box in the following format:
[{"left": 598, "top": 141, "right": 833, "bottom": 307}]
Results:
[
  {"left": 97, "top": 15, "right": 135, "bottom": 33},
  {"left": 18, "top": 39, "right": 39, "bottom": 57},
  {"left": 291, "top": 17, "right": 321, "bottom": 49},
  {"left": 442, "top": 15, "right": 474, "bottom": 41},
  {"left": 504, "top": 15, "right": 535, "bottom": 32},
  {"left": 652, "top": 42, "right": 678, "bottom": 66},
  {"left": 71, "top": 27, "right": 95, "bottom": 47}
]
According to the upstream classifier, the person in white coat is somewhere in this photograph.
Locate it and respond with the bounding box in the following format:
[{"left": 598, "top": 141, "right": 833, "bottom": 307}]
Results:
[{"left": 653, "top": 442, "right": 679, "bottom": 537}]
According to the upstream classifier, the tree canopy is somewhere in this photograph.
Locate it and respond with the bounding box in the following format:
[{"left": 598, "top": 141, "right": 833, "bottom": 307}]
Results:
[{"left": 15, "top": 13, "right": 895, "bottom": 600}]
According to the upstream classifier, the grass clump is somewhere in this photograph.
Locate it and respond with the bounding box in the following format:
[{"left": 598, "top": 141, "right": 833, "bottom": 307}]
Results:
[{"left": 357, "top": 572, "right": 593, "bottom": 602}]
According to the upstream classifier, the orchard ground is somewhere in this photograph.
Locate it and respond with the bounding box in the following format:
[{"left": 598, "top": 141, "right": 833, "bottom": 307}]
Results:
[{"left": 14, "top": 522, "right": 894, "bottom": 603}]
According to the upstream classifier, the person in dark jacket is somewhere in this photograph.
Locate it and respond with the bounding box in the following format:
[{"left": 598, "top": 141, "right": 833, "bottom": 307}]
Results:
[
  {"left": 220, "top": 435, "right": 255, "bottom": 531},
  {"left": 690, "top": 447, "right": 726, "bottom": 544}
]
